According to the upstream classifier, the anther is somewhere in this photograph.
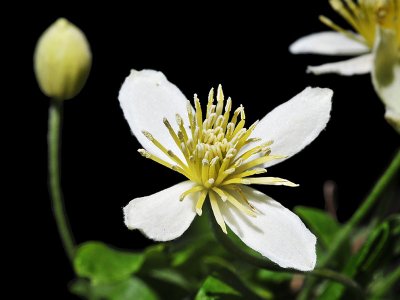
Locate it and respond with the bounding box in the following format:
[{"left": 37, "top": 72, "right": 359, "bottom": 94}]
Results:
[
  {"left": 138, "top": 149, "right": 150, "bottom": 158},
  {"left": 210, "top": 156, "right": 220, "bottom": 165},
  {"left": 175, "top": 114, "right": 183, "bottom": 126},
  {"left": 224, "top": 168, "right": 236, "bottom": 175},
  {"left": 163, "top": 117, "right": 169, "bottom": 125},
  {"left": 234, "top": 158, "right": 244, "bottom": 168},
  {"left": 142, "top": 130, "right": 153, "bottom": 141},
  {"left": 240, "top": 105, "right": 245, "bottom": 120},
  {"left": 215, "top": 115, "right": 224, "bottom": 127},
  {"left": 177, "top": 131, "right": 185, "bottom": 142},
  {"left": 226, "top": 123, "right": 234, "bottom": 137}
]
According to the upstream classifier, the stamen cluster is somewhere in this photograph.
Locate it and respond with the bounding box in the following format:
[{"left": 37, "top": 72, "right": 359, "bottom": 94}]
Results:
[{"left": 138, "top": 86, "right": 297, "bottom": 233}]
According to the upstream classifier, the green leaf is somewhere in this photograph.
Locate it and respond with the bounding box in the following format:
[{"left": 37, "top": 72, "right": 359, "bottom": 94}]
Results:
[
  {"left": 294, "top": 206, "right": 341, "bottom": 248},
  {"left": 70, "top": 277, "right": 159, "bottom": 300},
  {"left": 203, "top": 256, "right": 237, "bottom": 274},
  {"left": 69, "top": 279, "right": 91, "bottom": 297},
  {"left": 140, "top": 244, "right": 169, "bottom": 270},
  {"left": 255, "top": 269, "right": 293, "bottom": 284},
  {"left": 249, "top": 269, "right": 293, "bottom": 299},
  {"left": 195, "top": 276, "right": 243, "bottom": 300},
  {"left": 368, "top": 267, "right": 400, "bottom": 300},
  {"left": 74, "top": 241, "right": 144, "bottom": 285},
  {"left": 355, "top": 223, "right": 390, "bottom": 275},
  {"left": 170, "top": 236, "right": 213, "bottom": 267},
  {"left": 202, "top": 256, "right": 267, "bottom": 299},
  {"left": 319, "top": 215, "right": 400, "bottom": 300},
  {"left": 353, "top": 215, "right": 399, "bottom": 283},
  {"left": 146, "top": 268, "right": 195, "bottom": 291}
]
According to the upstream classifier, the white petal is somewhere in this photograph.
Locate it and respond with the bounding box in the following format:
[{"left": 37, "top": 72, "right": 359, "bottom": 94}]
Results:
[
  {"left": 289, "top": 31, "right": 369, "bottom": 56},
  {"left": 372, "top": 28, "right": 400, "bottom": 133},
  {"left": 123, "top": 181, "right": 197, "bottom": 241},
  {"left": 119, "top": 69, "right": 189, "bottom": 163},
  {"left": 222, "top": 186, "right": 316, "bottom": 271},
  {"left": 248, "top": 87, "right": 332, "bottom": 168},
  {"left": 307, "top": 54, "right": 373, "bottom": 76}
]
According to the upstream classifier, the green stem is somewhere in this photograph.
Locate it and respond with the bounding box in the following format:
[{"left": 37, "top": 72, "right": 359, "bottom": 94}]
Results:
[
  {"left": 344, "top": 149, "right": 400, "bottom": 228},
  {"left": 209, "top": 206, "right": 363, "bottom": 295},
  {"left": 48, "top": 100, "right": 76, "bottom": 262},
  {"left": 298, "top": 149, "right": 400, "bottom": 300}
]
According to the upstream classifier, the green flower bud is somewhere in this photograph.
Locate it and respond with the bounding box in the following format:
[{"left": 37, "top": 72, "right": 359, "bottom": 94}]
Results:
[{"left": 34, "top": 18, "right": 92, "bottom": 101}]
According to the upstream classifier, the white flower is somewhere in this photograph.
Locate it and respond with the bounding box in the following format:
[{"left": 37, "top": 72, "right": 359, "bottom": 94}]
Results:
[
  {"left": 372, "top": 27, "right": 400, "bottom": 133},
  {"left": 289, "top": 0, "right": 399, "bottom": 76},
  {"left": 118, "top": 69, "right": 333, "bottom": 271}
]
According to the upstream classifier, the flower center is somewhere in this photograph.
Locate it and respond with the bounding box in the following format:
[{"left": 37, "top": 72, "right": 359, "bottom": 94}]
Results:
[
  {"left": 138, "top": 85, "right": 297, "bottom": 233},
  {"left": 320, "top": 0, "right": 400, "bottom": 48}
]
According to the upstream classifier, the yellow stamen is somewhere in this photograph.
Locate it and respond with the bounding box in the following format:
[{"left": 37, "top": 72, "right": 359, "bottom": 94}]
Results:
[
  {"left": 240, "top": 177, "right": 299, "bottom": 187},
  {"left": 212, "top": 186, "right": 228, "bottom": 201},
  {"left": 319, "top": 15, "right": 366, "bottom": 44},
  {"left": 209, "top": 156, "right": 219, "bottom": 180},
  {"left": 176, "top": 114, "right": 189, "bottom": 143},
  {"left": 163, "top": 118, "right": 182, "bottom": 150},
  {"left": 187, "top": 101, "right": 195, "bottom": 136},
  {"left": 221, "top": 97, "right": 232, "bottom": 130},
  {"left": 322, "top": 0, "right": 400, "bottom": 48},
  {"left": 202, "top": 159, "right": 210, "bottom": 186},
  {"left": 235, "top": 155, "right": 287, "bottom": 174},
  {"left": 137, "top": 149, "right": 188, "bottom": 177},
  {"left": 224, "top": 190, "right": 256, "bottom": 217},
  {"left": 228, "top": 168, "right": 267, "bottom": 179},
  {"left": 216, "top": 84, "right": 224, "bottom": 116},
  {"left": 180, "top": 185, "right": 204, "bottom": 201},
  {"left": 206, "top": 88, "right": 214, "bottom": 119},
  {"left": 196, "top": 189, "right": 208, "bottom": 216},
  {"left": 209, "top": 191, "right": 227, "bottom": 234}
]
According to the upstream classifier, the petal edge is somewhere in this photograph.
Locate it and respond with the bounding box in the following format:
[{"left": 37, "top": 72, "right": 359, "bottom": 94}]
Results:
[
  {"left": 118, "top": 69, "right": 189, "bottom": 163},
  {"left": 248, "top": 87, "right": 333, "bottom": 168},
  {"left": 290, "top": 31, "right": 369, "bottom": 56},
  {"left": 124, "top": 181, "right": 197, "bottom": 241},
  {"left": 307, "top": 54, "right": 373, "bottom": 76},
  {"left": 222, "top": 187, "right": 317, "bottom": 271}
]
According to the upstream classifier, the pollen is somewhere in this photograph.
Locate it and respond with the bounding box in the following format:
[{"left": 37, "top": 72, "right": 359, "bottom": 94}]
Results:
[
  {"left": 138, "top": 85, "right": 298, "bottom": 233},
  {"left": 320, "top": 0, "right": 400, "bottom": 48}
]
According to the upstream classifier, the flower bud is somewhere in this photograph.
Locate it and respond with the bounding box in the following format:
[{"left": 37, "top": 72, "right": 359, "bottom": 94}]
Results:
[{"left": 34, "top": 18, "right": 92, "bottom": 100}]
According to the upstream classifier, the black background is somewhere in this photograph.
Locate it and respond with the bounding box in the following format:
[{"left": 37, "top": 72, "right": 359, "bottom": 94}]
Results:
[{"left": 14, "top": 1, "right": 399, "bottom": 298}]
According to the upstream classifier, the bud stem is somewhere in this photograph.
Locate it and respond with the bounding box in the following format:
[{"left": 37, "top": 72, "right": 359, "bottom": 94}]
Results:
[{"left": 48, "top": 100, "right": 76, "bottom": 262}]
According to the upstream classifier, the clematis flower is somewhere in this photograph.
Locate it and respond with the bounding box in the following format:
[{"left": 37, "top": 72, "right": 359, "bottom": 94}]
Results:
[
  {"left": 119, "top": 69, "right": 333, "bottom": 271},
  {"left": 372, "top": 27, "right": 400, "bottom": 133},
  {"left": 290, "top": 0, "right": 400, "bottom": 76}
]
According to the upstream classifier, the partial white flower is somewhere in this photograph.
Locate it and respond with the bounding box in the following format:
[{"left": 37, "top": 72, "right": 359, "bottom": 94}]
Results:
[
  {"left": 372, "top": 27, "right": 400, "bottom": 133},
  {"left": 119, "top": 69, "right": 333, "bottom": 271},
  {"left": 290, "top": 0, "right": 400, "bottom": 76}
]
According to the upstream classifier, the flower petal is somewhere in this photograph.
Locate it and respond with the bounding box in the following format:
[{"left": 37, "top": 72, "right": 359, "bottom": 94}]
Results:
[
  {"left": 307, "top": 54, "right": 373, "bottom": 76},
  {"left": 222, "top": 186, "right": 317, "bottom": 271},
  {"left": 289, "top": 31, "right": 370, "bottom": 56},
  {"left": 119, "top": 69, "right": 189, "bottom": 162},
  {"left": 372, "top": 28, "right": 400, "bottom": 133},
  {"left": 123, "top": 181, "right": 197, "bottom": 241},
  {"left": 248, "top": 87, "right": 332, "bottom": 168}
]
